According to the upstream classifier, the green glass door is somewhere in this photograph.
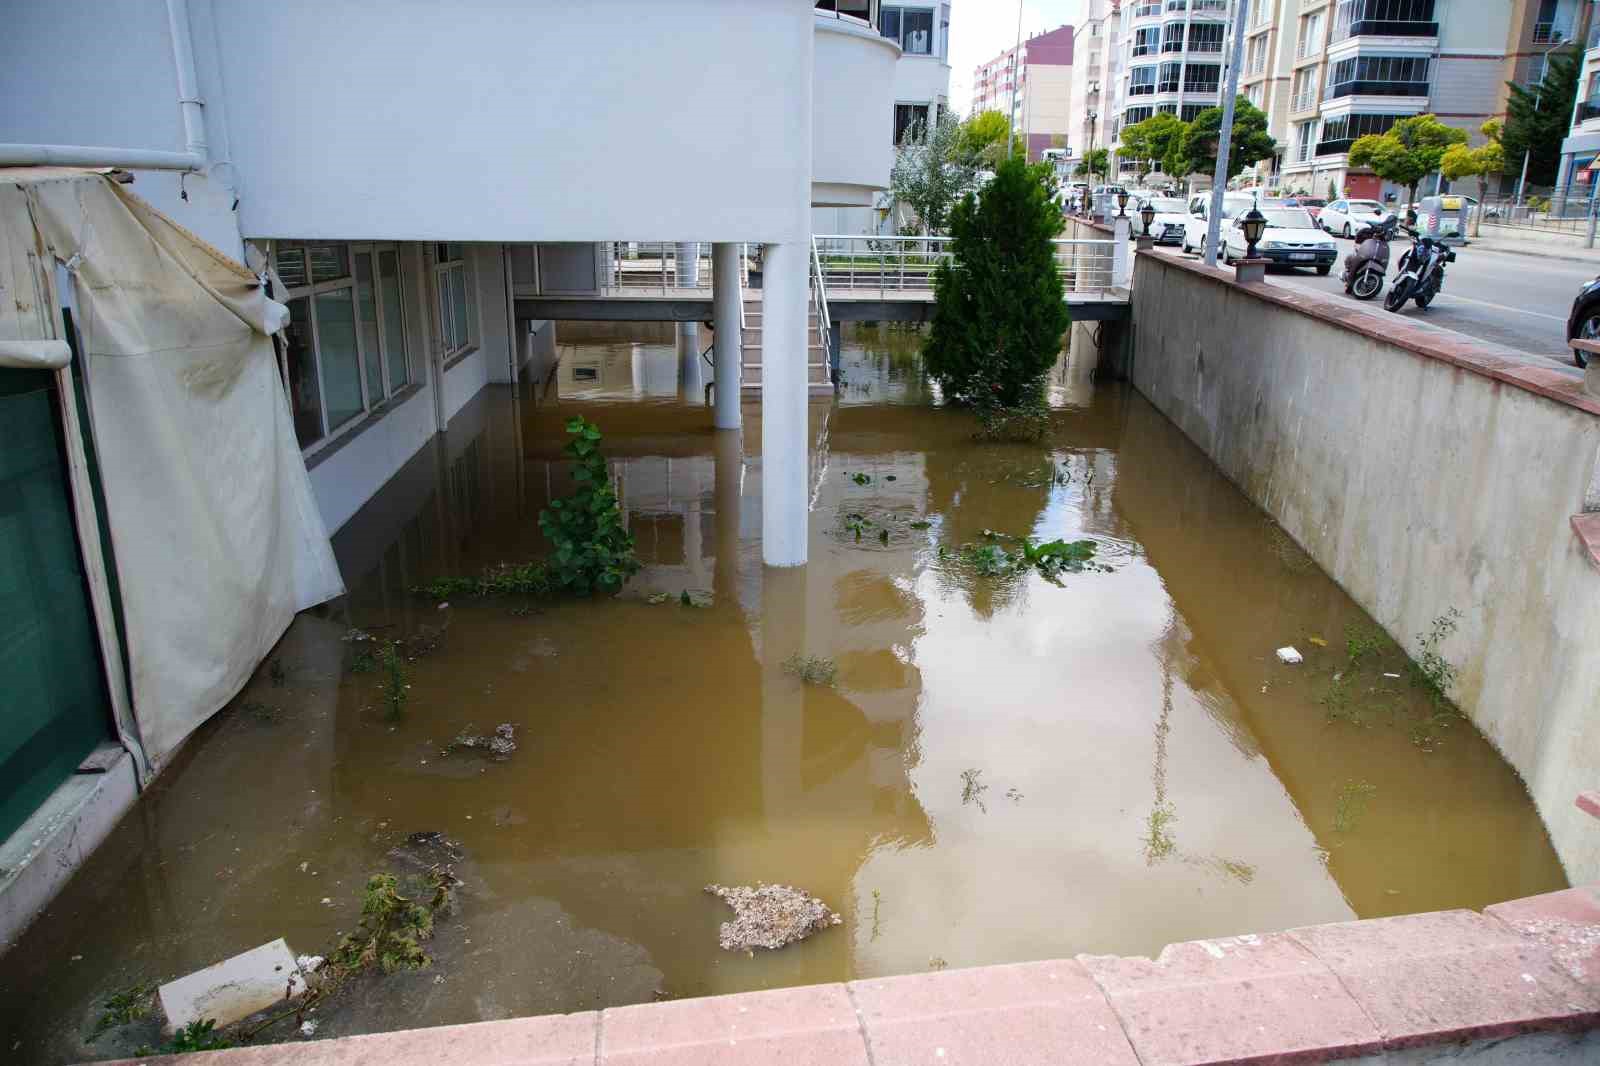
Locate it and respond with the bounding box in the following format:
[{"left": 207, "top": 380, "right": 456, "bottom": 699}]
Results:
[{"left": 0, "top": 368, "right": 112, "bottom": 842}]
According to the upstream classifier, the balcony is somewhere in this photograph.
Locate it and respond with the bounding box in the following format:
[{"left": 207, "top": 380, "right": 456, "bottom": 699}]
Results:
[
  {"left": 1332, "top": 19, "right": 1438, "bottom": 42},
  {"left": 812, "top": 12, "right": 899, "bottom": 206},
  {"left": 1315, "top": 137, "right": 1354, "bottom": 156},
  {"left": 1325, "top": 80, "right": 1429, "bottom": 99},
  {"left": 1534, "top": 20, "right": 1572, "bottom": 44},
  {"left": 1132, "top": 2, "right": 1162, "bottom": 18},
  {"left": 1578, "top": 100, "right": 1600, "bottom": 124},
  {"left": 1291, "top": 90, "right": 1317, "bottom": 112}
]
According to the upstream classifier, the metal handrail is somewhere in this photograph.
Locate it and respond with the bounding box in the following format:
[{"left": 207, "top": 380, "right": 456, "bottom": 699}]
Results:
[
  {"left": 809, "top": 235, "right": 832, "bottom": 359},
  {"left": 812, "top": 234, "right": 1120, "bottom": 296}
]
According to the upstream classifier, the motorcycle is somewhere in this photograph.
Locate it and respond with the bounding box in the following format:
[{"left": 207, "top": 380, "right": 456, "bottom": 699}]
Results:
[
  {"left": 1341, "top": 216, "right": 1398, "bottom": 300},
  {"left": 1383, "top": 225, "right": 1455, "bottom": 313}
]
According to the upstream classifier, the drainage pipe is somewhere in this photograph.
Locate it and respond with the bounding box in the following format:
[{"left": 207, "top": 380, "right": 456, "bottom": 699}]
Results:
[{"left": 0, "top": 0, "right": 207, "bottom": 172}]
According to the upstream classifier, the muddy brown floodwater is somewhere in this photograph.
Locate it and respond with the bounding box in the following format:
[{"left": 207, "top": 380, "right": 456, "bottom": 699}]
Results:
[{"left": 1, "top": 322, "right": 1567, "bottom": 1063}]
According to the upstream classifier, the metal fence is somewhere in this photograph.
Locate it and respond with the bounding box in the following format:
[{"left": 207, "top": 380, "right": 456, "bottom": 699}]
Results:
[
  {"left": 1477, "top": 186, "right": 1600, "bottom": 234},
  {"left": 812, "top": 234, "right": 1120, "bottom": 296},
  {"left": 603, "top": 242, "right": 755, "bottom": 295}
]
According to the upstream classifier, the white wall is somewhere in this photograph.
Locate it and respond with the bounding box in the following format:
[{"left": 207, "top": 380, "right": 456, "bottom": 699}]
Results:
[
  {"left": 894, "top": 54, "right": 952, "bottom": 110},
  {"left": 813, "top": 16, "right": 899, "bottom": 207},
  {"left": 210, "top": 0, "right": 815, "bottom": 244}
]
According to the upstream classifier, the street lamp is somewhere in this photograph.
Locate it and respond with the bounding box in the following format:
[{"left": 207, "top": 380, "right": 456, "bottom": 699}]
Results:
[
  {"left": 1116, "top": 189, "right": 1130, "bottom": 217},
  {"left": 1140, "top": 201, "right": 1156, "bottom": 236},
  {"left": 1239, "top": 206, "right": 1268, "bottom": 260}
]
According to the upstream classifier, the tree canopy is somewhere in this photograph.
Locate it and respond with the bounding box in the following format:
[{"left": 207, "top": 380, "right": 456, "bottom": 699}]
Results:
[
  {"left": 1081, "top": 147, "right": 1110, "bottom": 180},
  {"left": 924, "top": 157, "right": 1070, "bottom": 410},
  {"left": 1348, "top": 113, "right": 1468, "bottom": 204},
  {"left": 889, "top": 110, "right": 981, "bottom": 234},
  {"left": 957, "top": 110, "right": 1020, "bottom": 168},
  {"left": 1166, "top": 98, "right": 1276, "bottom": 181},
  {"left": 1441, "top": 121, "right": 1506, "bottom": 235},
  {"left": 1503, "top": 46, "right": 1581, "bottom": 189},
  {"left": 1118, "top": 113, "right": 1187, "bottom": 182}
]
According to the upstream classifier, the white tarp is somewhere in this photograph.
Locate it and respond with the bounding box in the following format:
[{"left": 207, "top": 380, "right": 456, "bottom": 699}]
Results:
[{"left": 0, "top": 168, "right": 344, "bottom": 765}]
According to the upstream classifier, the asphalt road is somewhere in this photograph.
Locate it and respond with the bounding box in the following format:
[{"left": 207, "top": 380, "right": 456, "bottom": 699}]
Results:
[{"left": 1191, "top": 237, "right": 1596, "bottom": 369}]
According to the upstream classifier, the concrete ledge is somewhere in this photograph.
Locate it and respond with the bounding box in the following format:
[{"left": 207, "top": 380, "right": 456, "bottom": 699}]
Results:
[
  {"left": 1, "top": 744, "right": 136, "bottom": 952},
  {"left": 1574, "top": 514, "right": 1600, "bottom": 570},
  {"left": 92, "top": 884, "right": 1600, "bottom": 1066}
]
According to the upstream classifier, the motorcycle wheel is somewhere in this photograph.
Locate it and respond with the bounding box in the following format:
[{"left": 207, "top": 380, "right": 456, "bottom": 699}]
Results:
[
  {"left": 1414, "top": 286, "right": 1433, "bottom": 309},
  {"left": 1351, "top": 268, "right": 1383, "bottom": 300},
  {"left": 1384, "top": 276, "right": 1415, "bottom": 313}
]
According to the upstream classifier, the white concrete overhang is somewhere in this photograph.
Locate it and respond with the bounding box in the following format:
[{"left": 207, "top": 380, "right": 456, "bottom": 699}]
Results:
[{"left": 813, "top": 12, "right": 899, "bottom": 207}]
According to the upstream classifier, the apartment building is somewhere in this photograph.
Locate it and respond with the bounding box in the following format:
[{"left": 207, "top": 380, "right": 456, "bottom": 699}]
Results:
[
  {"left": 1553, "top": 3, "right": 1600, "bottom": 187},
  {"left": 1110, "top": 0, "right": 1235, "bottom": 182},
  {"left": 1064, "top": 1, "right": 1124, "bottom": 176},
  {"left": 972, "top": 25, "right": 1076, "bottom": 160},
  {"left": 1274, "top": 0, "right": 1579, "bottom": 200}
]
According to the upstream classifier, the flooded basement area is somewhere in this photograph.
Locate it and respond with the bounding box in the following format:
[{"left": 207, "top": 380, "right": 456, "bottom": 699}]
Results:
[{"left": 2, "top": 321, "right": 1568, "bottom": 1062}]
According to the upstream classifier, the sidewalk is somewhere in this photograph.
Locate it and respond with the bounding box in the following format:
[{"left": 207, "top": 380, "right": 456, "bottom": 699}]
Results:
[{"left": 1464, "top": 226, "right": 1600, "bottom": 266}]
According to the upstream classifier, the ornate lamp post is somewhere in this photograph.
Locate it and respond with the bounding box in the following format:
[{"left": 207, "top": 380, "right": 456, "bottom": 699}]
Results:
[
  {"left": 1140, "top": 202, "right": 1156, "bottom": 237},
  {"left": 1239, "top": 206, "right": 1268, "bottom": 259},
  {"left": 1116, "top": 189, "right": 1130, "bottom": 218}
]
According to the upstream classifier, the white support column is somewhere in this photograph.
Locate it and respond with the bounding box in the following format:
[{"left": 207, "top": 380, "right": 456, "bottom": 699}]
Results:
[
  {"left": 676, "top": 241, "right": 700, "bottom": 287},
  {"left": 1113, "top": 215, "right": 1132, "bottom": 288},
  {"left": 760, "top": 241, "right": 808, "bottom": 568},
  {"left": 712, "top": 242, "right": 742, "bottom": 430}
]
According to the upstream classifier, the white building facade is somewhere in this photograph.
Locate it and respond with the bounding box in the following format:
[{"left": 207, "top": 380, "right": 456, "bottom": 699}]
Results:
[{"left": 1111, "top": 0, "right": 1235, "bottom": 184}]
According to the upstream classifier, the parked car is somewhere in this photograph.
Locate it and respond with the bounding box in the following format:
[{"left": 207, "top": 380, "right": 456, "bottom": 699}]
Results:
[
  {"left": 1565, "top": 275, "right": 1600, "bottom": 368},
  {"left": 1283, "top": 196, "right": 1327, "bottom": 222},
  {"left": 1318, "top": 199, "right": 1390, "bottom": 238},
  {"left": 1180, "top": 193, "right": 1254, "bottom": 254},
  {"left": 1136, "top": 195, "right": 1191, "bottom": 245},
  {"left": 1220, "top": 206, "right": 1337, "bottom": 274}
]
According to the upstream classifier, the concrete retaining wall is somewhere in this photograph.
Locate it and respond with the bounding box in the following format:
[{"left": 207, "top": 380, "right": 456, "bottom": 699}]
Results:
[{"left": 1129, "top": 249, "right": 1600, "bottom": 882}]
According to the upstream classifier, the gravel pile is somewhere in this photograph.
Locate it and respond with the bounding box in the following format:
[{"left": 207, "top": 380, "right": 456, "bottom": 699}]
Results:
[{"left": 704, "top": 883, "right": 841, "bottom": 953}]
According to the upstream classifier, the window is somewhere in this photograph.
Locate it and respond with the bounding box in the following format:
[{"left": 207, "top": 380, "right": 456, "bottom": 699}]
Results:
[
  {"left": 271, "top": 241, "right": 411, "bottom": 451},
  {"left": 1162, "top": 21, "right": 1186, "bottom": 52},
  {"left": 434, "top": 244, "right": 477, "bottom": 363},
  {"left": 1191, "top": 22, "right": 1225, "bottom": 54},
  {"left": 1325, "top": 55, "right": 1430, "bottom": 97},
  {"left": 1297, "top": 12, "right": 1323, "bottom": 57},
  {"left": 1130, "top": 65, "right": 1157, "bottom": 95},
  {"left": 1180, "top": 103, "right": 1209, "bottom": 121},
  {"left": 1158, "top": 61, "right": 1182, "bottom": 93},
  {"left": 881, "top": 5, "right": 935, "bottom": 54},
  {"left": 894, "top": 102, "right": 931, "bottom": 142},
  {"left": 1132, "top": 27, "right": 1159, "bottom": 55},
  {"left": 1316, "top": 112, "right": 1404, "bottom": 154},
  {"left": 1124, "top": 105, "right": 1155, "bottom": 125},
  {"left": 1185, "top": 63, "right": 1221, "bottom": 93},
  {"left": 1332, "top": 0, "right": 1438, "bottom": 42}
]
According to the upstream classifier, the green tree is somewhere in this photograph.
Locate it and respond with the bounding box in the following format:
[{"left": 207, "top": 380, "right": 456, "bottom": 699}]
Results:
[
  {"left": 924, "top": 157, "right": 1071, "bottom": 411},
  {"left": 1503, "top": 46, "right": 1581, "bottom": 189},
  {"left": 1082, "top": 147, "right": 1110, "bottom": 181},
  {"left": 1168, "top": 98, "right": 1276, "bottom": 182},
  {"left": 890, "top": 110, "right": 981, "bottom": 234},
  {"left": 957, "top": 109, "right": 1021, "bottom": 167},
  {"left": 1119, "top": 113, "right": 1188, "bottom": 183},
  {"left": 1347, "top": 113, "right": 1468, "bottom": 209},
  {"left": 1440, "top": 121, "right": 1506, "bottom": 236}
]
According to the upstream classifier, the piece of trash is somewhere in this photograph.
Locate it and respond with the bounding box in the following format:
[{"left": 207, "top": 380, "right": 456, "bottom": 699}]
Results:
[
  {"left": 1276, "top": 647, "right": 1303, "bottom": 664},
  {"left": 341, "top": 628, "right": 372, "bottom": 643},
  {"left": 647, "top": 592, "right": 671, "bottom": 605},
  {"left": 321, "top": 897, "right": 333, "bottom": 905},
  {"left": 1332, "top": 671, "right": 1343, "bottom": 683},
  {"left": 299, "top": 861, "right": 309, "bottom": 873},
  {"left": 448, "top": 723, "right": 516, "bottom": 760},
  {"left": 158, "top": 938, "right": 307, "bottom": 1033},
  {"left": 296, "top": 954, "right": 325, "bottom": 974},
  {"left": 1308, "top": 636, "right": 1328, "bottom": 647},
  {"left": 1383, "top": 672, "right": 1401, "bottom": 678},
  {"left": 299, "top": 1019, "right": 318, "bottom": 1037},
  {"left": 436, "top": 602, "right": 449, "bottom": 610},
  {"left": 704, "top": 883, "right": 842, "bottom": 952}
]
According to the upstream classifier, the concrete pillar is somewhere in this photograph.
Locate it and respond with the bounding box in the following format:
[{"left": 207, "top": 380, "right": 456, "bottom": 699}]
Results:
[
  {"left": 712, "top": 242, "right": 742, "bottom": 429},
  {"left": 676, "top": 241, "right": 699, "bottom": 287},
  {"left": 761, "top": 241, "right": 808, "bottom": 568},
  {"left": 712, "top": 428, "right": 743, "bottom": 603},
  {"left": 1112, "top": 216, "right": 1132, "bottom": 288},
  {"left": 676, "top": 321, "right": 704, "bottom": 406}
]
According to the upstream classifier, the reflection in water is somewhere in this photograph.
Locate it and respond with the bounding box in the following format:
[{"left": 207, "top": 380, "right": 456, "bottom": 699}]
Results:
[{"left": 0, "top": 325, "right": 1569, "bottom": 1064}]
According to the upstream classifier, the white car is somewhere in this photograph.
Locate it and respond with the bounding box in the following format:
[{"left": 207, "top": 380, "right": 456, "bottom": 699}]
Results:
[
  {"left": 1180, "top": 194, "right": 1254, "bottom": 254},
  {"left": 1318, "top": 198, "right": 1391, "bottom": 239},
  {"left": 1136, "top": 196, "right": 1190, "bottom": 245},
  {"left": 1220, "top": 206, "right": 1337, "bottom": 274}
]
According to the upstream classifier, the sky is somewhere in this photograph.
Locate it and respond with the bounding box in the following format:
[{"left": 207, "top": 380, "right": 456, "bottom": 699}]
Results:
[{"left": 948, "top": 0, "right": 1089, "bottom": 115}]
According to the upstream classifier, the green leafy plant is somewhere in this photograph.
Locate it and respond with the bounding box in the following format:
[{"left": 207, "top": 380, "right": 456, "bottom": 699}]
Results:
[
  {"left": 380, "top": 641, "right": 408, "bottom": 721},
  {"left": 539, "top": 417, "right": 641, "bottom": 595},
  {"left": 1503, "top": 46, "right": 1581, "bottom": 188},
  {"left": 783, "top": 654, "right": 838, "bottom": 687},
  {"left": 135, "top": 1019, "right": 234, "bottom": 1056},
  {"left": 960, "top": 767, "right": 989, "bottom": 812},
  {"left": 1348, "top": 114, "right": 1468, "bottom": 211},
  {"left": 89, "top": 981, "right": 156, "bottom": 1041},
  {"left": 973, "top": 404, "right": 1050, "bottom": 443},
  {"left": 1333, "top": 781, "right": 1378, "bottom": 833},
  {"left": 1409, "top": 608, "right": 1460, "bottom": 706},
  {"left": 415, "top": 562, "right": 552, "bottom": 601},
  {"left": 1344, "top": 623, "right": 1387, "bottom": 665},
  {"left": 956, "top": 535, "right": 1099, "bottom": 583},
  {"left": 1143, "top": 802, "right": 1177, "bottom": 862},
  {"left": 332, "top": 871, "right": 453, "bottom": 975},
  {"left": 1164, "top": 97, "right": 1276, "bottom": 182},
  {"left": 925, "top": 157, "right": 1071, "bottom": 412}
]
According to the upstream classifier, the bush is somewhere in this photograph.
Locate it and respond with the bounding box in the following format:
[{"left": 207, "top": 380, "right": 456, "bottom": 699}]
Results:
[
  {"left": 924, "top": 158, "right": 1071, "bottom": 411},
  {"left": 538, "top": 416, "right": 641, "bottom": 595}
]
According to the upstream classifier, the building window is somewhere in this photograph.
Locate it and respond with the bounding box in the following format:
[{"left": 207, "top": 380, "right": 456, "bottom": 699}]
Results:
[
  {"left": 434, "top": 244, "right": 477, "bottom": 364},
  {"left": 1158, "top": 61, "right": 1182, "bottom": 93},
  {"left": 1185, "top": 63, "right": 1221, "bottom": 93},
  {"left": 1325, "top": 55, "right": 1430, "bottom": 98},
  {"left": 1180, "top": 103, "right": 1209, "bottom": 121},
  {"left": 1129, "top": 64, "right": 1157, "bottom": 95},
  {"left": 894, "top": 102, "right": 931, "bottom": 142},
  {"left": 1297, "top": 12, "right": 1323, "bottom": 57},
  {"left": 1316, "top": 112, "right": 1404, "bottom": 155},
  {"left": 1125, "top": 105, "right": 1155, "bottom": 125},
  {"left": 881, "top": 6, "right": 935, "bottom": 54},
  {"left": 1162, "top": 21, "right": 1186, "bottom": 52},
  {"left": 1190, "top": 22, "right": 1225, "bottom": 53},
  {"left": 1332, "top": 0, "right": 1438, "bottom": 42},
  {"left": 271, "top": 241, "right": 411, "bottom": 452},
  {"left": 1132, "top": 27, "right": 1159, "bottom": 56}
]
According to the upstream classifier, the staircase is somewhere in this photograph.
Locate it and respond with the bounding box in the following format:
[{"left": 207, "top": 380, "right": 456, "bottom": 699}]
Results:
[{"left": 739, "top": 296, "right": 832, "bottom": 391}]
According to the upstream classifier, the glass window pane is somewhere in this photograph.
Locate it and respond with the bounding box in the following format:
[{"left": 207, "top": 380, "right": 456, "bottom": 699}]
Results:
[
  {"left": 379, "top": 250, "right": 408, "bottom": 390},
  {"left": 275, "top": 247, "right": 308, "bottom": 290},
  {"left": 315, "top": 288, "right": 364, "bottom": 430},
  {"left": 437, "top": 270, "right": 455, "bottom": 352},
  {"left": 354, "top": 252, "right": 384, "bottom": 405},
  {"left": 881, "top": 8, "right": 900, "bottom": 40},
  {"left": 308, "top": 243, "right": 349, "bottom": 284},
  {"left": 282, "top": 297, "right": 323, "bottom": 446},
  {"left": 449, "top": 265, "right": 469, "bottom": 352},
  {"left": 902, "top": 10, "right": 932, "bottom": 53}
]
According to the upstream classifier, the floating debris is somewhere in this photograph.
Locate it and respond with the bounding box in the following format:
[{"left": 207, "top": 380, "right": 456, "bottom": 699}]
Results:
[
  {"left": 447, "top": 724, "right": 516, "bottom": 760},
  {"left": 341, "top": 628, "right": 374, "bottom": 643},
  {"left": 1276, "top": 646, "right": 1304, "bottom": 665},
  {"left": 704, "top": 883, "right": 842, "bottom": 953}
]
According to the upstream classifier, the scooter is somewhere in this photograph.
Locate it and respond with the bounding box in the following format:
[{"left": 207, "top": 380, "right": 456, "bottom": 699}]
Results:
[
  {"left": 1383, "top": 224, "right": 1455, "bottom": 313},
  {"left": 1341, "top": 216, "right": 1398, "bottom": 301}
]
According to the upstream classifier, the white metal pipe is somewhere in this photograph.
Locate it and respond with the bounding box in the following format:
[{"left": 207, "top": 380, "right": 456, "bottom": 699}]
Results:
[
  {"left": 712, "top": 242, "right": 742, "bottom": 430},
  {"left": 760, "top": 241, "right": 809, "bottom": 568},
  {"left": 0, "top": 0, "right": 206, "bottom": 173},
  {"left": 1204, "top": 0, "right": 1251, "bottom": 267}
]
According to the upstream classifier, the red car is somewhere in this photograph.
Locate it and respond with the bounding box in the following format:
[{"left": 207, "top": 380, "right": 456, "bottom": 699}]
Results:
[{"left": 1282, "top": 196, "right": 1328, "bottom": 223}]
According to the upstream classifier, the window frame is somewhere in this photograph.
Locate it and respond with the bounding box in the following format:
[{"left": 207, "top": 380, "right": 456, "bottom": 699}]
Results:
[
  {"left": 268, "top": 239, "right": 412, "bottom": 457},
  {"left": 433, "top": 243, "right": 479, "bottom": 367}
]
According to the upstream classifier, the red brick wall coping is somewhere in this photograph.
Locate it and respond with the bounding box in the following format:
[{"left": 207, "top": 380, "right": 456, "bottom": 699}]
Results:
[
  {"left": 1573, "top": 514, "right": 1600, "bottom": 571},
  {"left": 1137, "top": 248, "right": 1600, "bottom": 420},
  {"left": 95, "top": 884, "right": 1600, "bottom": 1065}
]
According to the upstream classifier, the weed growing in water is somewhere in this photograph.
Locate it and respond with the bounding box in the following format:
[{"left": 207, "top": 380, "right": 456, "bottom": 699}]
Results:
[
  {"left": 1333, "top": 781, "right": 1378, "bottom": 833},
  {"left": 89, "top": 981, "right": 156, "bottom": 1041},
  {"left": 332, "top": 871, "right": 453, "bottom": 974},
  {"left": 870, "top": 889, "right": 883, "bottom": 941},
  {"left": 1318, "top": 673, "right": 1366, "bottom": 726},
  {"left": 783, "top": 654, "right": 838, "bottom": 687},
  {"left": 955, "top": 535, "right": 1100, "bottom": 584},
  {"left": 973, "top": 404, "right": 1050, "bottom": 443},
  {"left": 379, "top": 642, "right": 408, "bottom": 721},
  {"left": 848, "top": 471, "right": 873, "bottom": 486},
  {"left": 1409, "top": 608, "right": 1460, "bottom": 706},
  {"left": 137, "top": 1019, "right": 233, "bottom": 1056},
  {"left": 928, "top": 956, "right": 948, "bottom": 970},
  {"left": 1344, "top": 623, "right": 1388, "bottom": 664},
  {"left": 349, "top": 649, "right": 376, "bottom": 674},
  {"left": 960, "top": 768, "right": 989, "bottom": 812},
  {"left": 415, "top": 562, "right": 553, "bottom": 601},
  {"left": 1215, "top": 858, "right": 1257, "bottom": 885},
  {"left": 1143, "top": 803, "right": 1177, "bottom": 862}
]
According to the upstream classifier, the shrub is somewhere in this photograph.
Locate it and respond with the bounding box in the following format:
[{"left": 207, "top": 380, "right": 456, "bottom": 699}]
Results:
[
  {"left": 537, "top": 416, "right": 641, "bottom": 595},
  {"left": 924, "top": 158, "right": 1071, "bottom": 411}
]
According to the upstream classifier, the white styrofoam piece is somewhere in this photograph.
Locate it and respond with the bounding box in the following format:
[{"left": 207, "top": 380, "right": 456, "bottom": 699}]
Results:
[{"left": 158, "top": 937, "right": 307, "bottom": 1033}]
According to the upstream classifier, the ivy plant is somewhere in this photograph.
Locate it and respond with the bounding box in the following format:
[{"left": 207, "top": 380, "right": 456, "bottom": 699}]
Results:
[{"left": 538, "top": 416, "right": 641, "bottom": 595}]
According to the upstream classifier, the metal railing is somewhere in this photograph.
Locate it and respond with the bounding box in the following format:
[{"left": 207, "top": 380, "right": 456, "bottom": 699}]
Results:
[
  {"left": 1291, "top": 90, "right": 1317, "bottom": 113},
  {"left": 1479, "top": 186, "right": 1600, "bottom": 233},
  {"left": 602, "top": 242, "right": 753, "bottom": 296},
  {"left": 808, "top": 236, "right": 832, "bottom": 359},
  {"left": 811, "top": 234, "right": 1120, "bottom": 297}
]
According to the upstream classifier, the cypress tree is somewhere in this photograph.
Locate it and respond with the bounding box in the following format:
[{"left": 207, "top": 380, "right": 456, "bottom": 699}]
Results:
[{"left": 924, "top": 158, "right": 1070, "bottom": 411}]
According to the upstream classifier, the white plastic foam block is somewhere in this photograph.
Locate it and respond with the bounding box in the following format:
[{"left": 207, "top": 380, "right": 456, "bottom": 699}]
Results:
[{"left": 158, "top": 937, "right": 307, "bottom": 1032}]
